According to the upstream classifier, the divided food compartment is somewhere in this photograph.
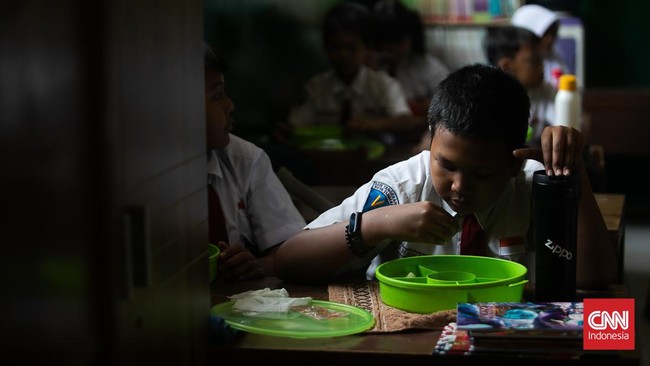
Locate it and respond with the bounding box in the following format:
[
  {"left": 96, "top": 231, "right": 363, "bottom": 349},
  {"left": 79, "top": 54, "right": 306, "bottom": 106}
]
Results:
[{"left": 375, "top": 255, "right": 528, "bottom": 314}]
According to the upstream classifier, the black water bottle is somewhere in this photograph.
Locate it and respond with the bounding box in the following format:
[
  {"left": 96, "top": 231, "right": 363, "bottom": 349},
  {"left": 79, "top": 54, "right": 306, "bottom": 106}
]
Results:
[{"left": 533, "top": 170, "right": 581, "bottom": 302}]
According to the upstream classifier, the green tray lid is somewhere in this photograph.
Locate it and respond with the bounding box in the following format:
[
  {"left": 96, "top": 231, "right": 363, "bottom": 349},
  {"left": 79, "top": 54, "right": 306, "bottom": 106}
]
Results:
[{"left": 211, "top": 299, "right": 375, "bottom": 338}]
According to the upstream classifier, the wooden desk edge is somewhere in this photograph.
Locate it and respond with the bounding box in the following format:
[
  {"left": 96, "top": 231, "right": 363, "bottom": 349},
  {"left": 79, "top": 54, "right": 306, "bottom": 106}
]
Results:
[{"left": 211, "top": 278, "right": 639, "bottom": 365}]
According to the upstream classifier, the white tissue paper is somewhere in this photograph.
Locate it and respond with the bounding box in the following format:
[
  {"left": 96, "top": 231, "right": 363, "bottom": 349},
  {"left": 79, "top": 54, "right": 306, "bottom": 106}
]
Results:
[{"left": 228, "top": 287, "right": 312, "bottom": 313}]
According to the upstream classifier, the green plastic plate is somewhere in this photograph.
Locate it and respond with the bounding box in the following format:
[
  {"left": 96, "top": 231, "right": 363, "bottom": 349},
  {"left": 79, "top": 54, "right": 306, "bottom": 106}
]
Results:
[
  {"left": 211, "top": 299, "right": 375, "bottom": 338},
  {"left": 292, "top": 126, "right": 386, "bottom": 160}
]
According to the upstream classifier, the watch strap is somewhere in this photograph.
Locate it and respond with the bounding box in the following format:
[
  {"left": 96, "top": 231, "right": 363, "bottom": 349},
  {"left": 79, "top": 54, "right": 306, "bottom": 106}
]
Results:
[{"left": 345, "top": 211, "right": 369, "bottom": 256}]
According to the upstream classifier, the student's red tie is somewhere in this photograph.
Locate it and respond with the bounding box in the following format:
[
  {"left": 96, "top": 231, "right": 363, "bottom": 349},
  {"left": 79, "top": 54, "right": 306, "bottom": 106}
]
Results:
[
  {"left": 460, "top": 214, "right": 486, "bottom": 256},
  {"left": 208, "top": 185, "right": 229, "bottom": 245}
]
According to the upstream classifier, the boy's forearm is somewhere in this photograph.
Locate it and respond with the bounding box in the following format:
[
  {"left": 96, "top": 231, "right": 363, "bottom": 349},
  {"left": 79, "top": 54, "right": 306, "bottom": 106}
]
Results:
[
  {"left": 273, "top": 222, "right": 358, "bottom": 282},
  {"left": 274, "top": 208, "right": 397, "bottom": 282}
]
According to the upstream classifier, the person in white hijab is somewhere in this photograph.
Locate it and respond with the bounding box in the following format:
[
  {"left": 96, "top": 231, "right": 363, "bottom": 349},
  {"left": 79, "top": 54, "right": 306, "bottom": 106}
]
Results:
[{"left": 511, "top": 4, "right": 568, "bottom": 88}]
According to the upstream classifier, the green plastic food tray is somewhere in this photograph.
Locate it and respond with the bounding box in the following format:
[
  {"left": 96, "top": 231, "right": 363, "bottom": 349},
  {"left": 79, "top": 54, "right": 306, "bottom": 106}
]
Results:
[{"left": 375, "top": 255, "right": 528, "bottom": 314}]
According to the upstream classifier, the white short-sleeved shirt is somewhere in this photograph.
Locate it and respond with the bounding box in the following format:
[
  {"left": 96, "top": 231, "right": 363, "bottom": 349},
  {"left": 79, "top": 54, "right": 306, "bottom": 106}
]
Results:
[
  {"left": 207, "top": 134, "right": 306, "bottom": 254},
  {"left": 288, "top": 65, "right": 412, "bottom": 127},
  {"left": 305, "top": 151, "right": 545, "bottom": 279},
  {"left": 392, "top": 53, "right": 450, "bottom": 101},
  {"left": 544, "top": 49, "right": 569, "bottom": 87}
]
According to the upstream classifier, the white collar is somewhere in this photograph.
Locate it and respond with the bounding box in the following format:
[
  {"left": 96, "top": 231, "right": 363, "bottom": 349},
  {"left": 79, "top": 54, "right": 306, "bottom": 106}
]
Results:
[
  {"left": 207, "top": 149, "right": 224, "bottom": 180},
  {"left": 328, "top": 65, "right": 370, "bottom": 98}
]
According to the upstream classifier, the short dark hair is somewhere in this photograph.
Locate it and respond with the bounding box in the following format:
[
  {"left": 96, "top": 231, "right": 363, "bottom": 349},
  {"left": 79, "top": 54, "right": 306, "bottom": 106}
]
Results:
[
  {"left": 484, "top": 25, "right": 539, "bottom": 65},
  {"left": 373, "top": 0, "right": 426, "bottom": 55},
  {"left": 322, "top": 2, "right": 375, "bottom": 47},
  {"left": 427, "top": 63, "right": 530, "bottom": 153},
  {"left": 204, "top": 42, "right": 228, "bottom": 74}
]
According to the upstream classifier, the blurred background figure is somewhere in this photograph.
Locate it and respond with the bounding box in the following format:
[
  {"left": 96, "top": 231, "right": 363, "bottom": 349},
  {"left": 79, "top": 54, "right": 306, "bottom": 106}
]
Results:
[
  {"left": 204, "top": 0, "right": 325, "bottom": 184},
  {"left": 287, "top": 1, "right": 423, "bottom": 147},
  {"left": 484, "top": 26, "right": 605, "bottom": 191},
  {"left": 485, "top": 25, "right": 554, "bottom": 147},
  {"left": 372, "top": 0, "right": 450, "bottom": 152},
  {"left": 372, "top": 0, "right": 450, "bottom": 118},
  {"left": 511, "top": 4, "right": 568, "bottom": 89}
]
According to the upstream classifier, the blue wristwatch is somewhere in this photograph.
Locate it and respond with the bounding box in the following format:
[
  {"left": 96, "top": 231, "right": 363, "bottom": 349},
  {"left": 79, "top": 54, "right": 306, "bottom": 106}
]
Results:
[{"left": 345, "top": 211, "right": 369, "bottom": 256}]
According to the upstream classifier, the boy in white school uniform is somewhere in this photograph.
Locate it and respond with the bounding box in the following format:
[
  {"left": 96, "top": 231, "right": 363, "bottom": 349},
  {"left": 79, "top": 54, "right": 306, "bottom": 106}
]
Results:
[
  {"left": 485, "top": 25, "right": 556, "bottom": 146},
  {"left": 511, "top": 4, "right": 568, "bottom": 88},
  {"left": 273, "top": 64, "right": 616, "bottom": 291},
  {"left": 287, "top": 2, "right": 424, "bottom": 146},
  {"left": 204, "top": 43, "right": 306, "bottom": 280}
]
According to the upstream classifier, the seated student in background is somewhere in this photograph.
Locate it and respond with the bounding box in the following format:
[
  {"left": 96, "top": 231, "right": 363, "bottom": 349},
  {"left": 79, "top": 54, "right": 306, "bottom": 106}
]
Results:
[
  {"left": 204, "top": 43, "right": 306, "bottom": 280},
  {"left": 485, "top": 25, "right": 555, "bottom": 146},
  {"left": 485, "top": 26, "right": 604, "bottom": 190},
  {"left": 372, "top": 0, "right": 451, "bottom": 152},
  {"left": 511, "top": 4, "right": 568, "bottom": 88},
  {"left": 274, "top": 64, "right": 616, "bottom": 289},
  {"left": 287, "top": 1, "right": 423, "bottom": 146},
  {"left": 372, "top": 0, "right": 449, "bottom": 118}
]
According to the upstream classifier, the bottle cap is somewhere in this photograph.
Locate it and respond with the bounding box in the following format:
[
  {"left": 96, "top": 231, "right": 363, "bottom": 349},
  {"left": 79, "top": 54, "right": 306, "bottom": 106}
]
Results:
[
  {"left": 532, "top": 170, "right": 581, "bottom": 201},
  {"left": 558, "top": 74, "right": 577, "bottom": 91}
]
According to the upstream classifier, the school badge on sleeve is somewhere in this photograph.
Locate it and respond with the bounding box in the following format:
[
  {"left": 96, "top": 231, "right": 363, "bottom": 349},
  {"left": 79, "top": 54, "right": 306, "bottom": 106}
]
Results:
[{"left": 362, "top": 181, "right": 398, "bottom": 212}]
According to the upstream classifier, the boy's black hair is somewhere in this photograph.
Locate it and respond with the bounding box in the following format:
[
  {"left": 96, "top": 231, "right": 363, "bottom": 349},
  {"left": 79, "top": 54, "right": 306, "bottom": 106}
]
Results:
[
  {"left": 204, "top": 42, "right": 228, "bottom": 74},
  {"left": 484, "top": 25, "right": 540, "bottom": 65},
  {"left": 322, "top": 2, "right": 375, "bottom": 47},
  {"left": 427, "top": 63, "right": 530, "bottom": 153},
  {"left": 373, "top": 0, "right": 426, "bottom": 55}
]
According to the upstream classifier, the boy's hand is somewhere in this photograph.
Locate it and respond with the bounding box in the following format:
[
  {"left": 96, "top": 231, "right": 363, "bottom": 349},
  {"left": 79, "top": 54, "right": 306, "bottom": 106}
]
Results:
[
  {"left": 512, "top": 125, "right": 584, "bottom": 176},
  {"left": 374, "top": 202, "right": 460, "bottom": 245},
  {"left": 217, "top": 241, "right": 265, "bottom": 280}
]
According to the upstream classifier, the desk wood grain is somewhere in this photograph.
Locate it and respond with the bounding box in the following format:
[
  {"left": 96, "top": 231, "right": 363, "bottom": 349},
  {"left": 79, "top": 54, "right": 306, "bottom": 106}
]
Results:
[
  {"left": 595, "top": 193, "right": 626, "bottom": 283},
  {"left": 596, "top": 193, "right": 625, "bottom": 233},
  {"left": 212, "top": 193, "right": 634, "bottom": 364},
  {"left": 211, "top": 277, "right": 639, "bottom": 365}
]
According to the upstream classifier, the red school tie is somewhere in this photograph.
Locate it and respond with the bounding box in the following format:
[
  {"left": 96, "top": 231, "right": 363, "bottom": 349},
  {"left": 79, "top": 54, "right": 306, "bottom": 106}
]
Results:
[
  {"left": 208, "top": 185, "right": 229, "bottom": 245},
  {"left": 460, "top": 214, "right": 486, "bottom": 256}
]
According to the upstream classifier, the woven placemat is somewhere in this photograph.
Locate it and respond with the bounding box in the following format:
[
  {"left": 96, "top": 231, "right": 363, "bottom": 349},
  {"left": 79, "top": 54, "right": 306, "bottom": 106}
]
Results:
[{"left": 328, "top": 281, "right": 456, "bottom": 333}]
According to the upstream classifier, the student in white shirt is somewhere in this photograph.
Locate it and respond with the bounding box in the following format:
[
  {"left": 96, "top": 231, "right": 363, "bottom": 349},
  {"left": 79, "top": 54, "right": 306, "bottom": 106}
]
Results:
[
  {"left": 485, "top": 25, "right": 555, "bottom": 146},
  {"left": 372, "top": 0, "right": 451, "bottom": 152},
  {"left": 273, "top": 64, "right": 615, "bottom": 290},
  {"left": 205, "top": 43, "right": 305, "bottom": 280},
  {"left": 372, "top": 0, "right": 450, "bottom": 116},
  {"left": 288, "top": 2, "right": 424, "bottom": 146},
  {"left": 511, "top": 4, "right": 569, "bottom": 88}
]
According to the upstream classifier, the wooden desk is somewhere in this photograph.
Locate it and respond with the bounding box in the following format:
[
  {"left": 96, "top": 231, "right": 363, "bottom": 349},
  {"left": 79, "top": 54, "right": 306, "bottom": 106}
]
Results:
[
  {"left": 211, "top": 277, "right": 639, "bottom": 365},
  {"left": 212, "top": 193, "right": 631, "bottom": 363},
  {"left": 594, "top": 193, "right": 626, "bottom": 283}
]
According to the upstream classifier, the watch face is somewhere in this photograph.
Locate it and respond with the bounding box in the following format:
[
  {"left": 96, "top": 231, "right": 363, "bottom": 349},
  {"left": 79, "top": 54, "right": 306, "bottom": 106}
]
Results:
[
  {"left": 346, "top": 212, "right": 368, "bottom": 256},
  {"left": 350, "top": 212, "right": 359, "bottom": 232},
  {"left": 350, "top": 212, "right": 357, "bottom": 233}
]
